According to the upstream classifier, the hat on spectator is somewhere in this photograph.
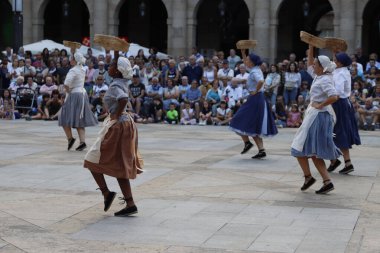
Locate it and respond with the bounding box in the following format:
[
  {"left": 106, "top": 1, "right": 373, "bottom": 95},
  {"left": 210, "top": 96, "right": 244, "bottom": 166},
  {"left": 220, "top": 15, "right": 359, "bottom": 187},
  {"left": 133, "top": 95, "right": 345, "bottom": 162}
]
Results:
[
  {"left": 117, "top": 57, "right": 133, "bottom": 79},
  {"left": 317, "top": 55, "right": 336, "bottom": 73},
  {"left": 248, "top": 53, "right": 262, "bottom": 66},
  {"left": 335, "top": 52, "right": 352, "bottom": 67}
]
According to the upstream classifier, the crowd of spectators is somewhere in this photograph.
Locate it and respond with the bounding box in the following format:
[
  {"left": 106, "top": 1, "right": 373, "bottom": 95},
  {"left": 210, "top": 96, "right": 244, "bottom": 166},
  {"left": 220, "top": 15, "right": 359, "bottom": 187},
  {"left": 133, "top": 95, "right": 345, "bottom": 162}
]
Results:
[{"left": 1, "top": 45, "right": 379, "bottom": 130}]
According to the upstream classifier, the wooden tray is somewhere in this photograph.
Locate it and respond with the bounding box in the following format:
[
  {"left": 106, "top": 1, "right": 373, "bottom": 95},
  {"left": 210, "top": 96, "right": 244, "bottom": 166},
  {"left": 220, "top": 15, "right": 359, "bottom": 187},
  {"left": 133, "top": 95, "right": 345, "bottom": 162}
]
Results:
[
  {"left": 300, "top": 31, "right": 347, "bottom": 52},
  {"left": 94, "top": 34, "right": 130, "bottom": 51},
  {"left": 236, "top": 40, "right": 257, "bottom": 49},
  {"left": 63, "top": 40, "right": 81, "bottom": 50}
]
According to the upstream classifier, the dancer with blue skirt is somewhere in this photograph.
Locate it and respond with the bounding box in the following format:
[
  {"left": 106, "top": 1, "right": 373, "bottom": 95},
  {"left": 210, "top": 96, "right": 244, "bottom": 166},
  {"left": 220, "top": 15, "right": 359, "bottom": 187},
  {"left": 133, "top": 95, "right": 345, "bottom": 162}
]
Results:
[
  {"left": 229, "top": 52, "right": 278, "bottom": 159},
  {"left": 291, "top": 45, "right": 341, "bottom": 194},
  {"left": 327, "top": 52, "right": 361, "bottom": 174}
]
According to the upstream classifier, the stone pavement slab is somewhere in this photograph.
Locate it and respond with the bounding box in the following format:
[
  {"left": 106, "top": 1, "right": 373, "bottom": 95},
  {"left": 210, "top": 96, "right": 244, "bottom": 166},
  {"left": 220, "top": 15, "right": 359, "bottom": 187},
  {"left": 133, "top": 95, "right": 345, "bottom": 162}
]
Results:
[{"left": 0, "top": 120, "right": 379, "bottom": 252}]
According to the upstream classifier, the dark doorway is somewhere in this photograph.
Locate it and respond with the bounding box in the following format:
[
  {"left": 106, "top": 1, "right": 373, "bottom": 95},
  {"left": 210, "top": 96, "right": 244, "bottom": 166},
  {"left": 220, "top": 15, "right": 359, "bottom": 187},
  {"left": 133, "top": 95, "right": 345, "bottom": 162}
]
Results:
[
  {"left": 196, "top": 0, "right": 249, "bottom": 57},
  {"left": 362, "top": 0, "right": 380, "bottom": 56},
  {"left": 44, "top": 0, "right": 90, "bottom": 43},
  {"left": 0, "top": 0, "right": 13, "bottom": 50},
  {"left": 119, "top": 0, "right": 168, "bottom": 53},
  {"left": 277, "top": 0, "right": 333, "bottom": 62}
]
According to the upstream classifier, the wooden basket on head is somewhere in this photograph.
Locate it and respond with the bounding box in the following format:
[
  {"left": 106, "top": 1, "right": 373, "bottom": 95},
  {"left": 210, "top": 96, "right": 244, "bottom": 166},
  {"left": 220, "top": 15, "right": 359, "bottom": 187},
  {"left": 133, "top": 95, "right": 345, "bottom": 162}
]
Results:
[
  {"left": 236, "top": 40, "right": 257, "bottom": 50},
  {"left": 94, "top": 34, "right": 130, "bottom": 52},
  {"left": 300, "top": 31, "right": 348, "bottom": 52},
  {"left": 324, "top": 37, "right": 347, "bottom": 52},
  {"left": 63, "top": 40, "right": 82, "bottom": 50}
]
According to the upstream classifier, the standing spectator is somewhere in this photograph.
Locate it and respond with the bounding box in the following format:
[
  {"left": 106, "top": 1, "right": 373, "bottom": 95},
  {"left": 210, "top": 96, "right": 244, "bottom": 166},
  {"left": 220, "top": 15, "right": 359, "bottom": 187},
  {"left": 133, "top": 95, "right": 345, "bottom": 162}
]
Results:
[
  {"left": 182, "top": 55, "right": 203, "bottom": 83},
  {"left": 0, "top": 58, "right": 11, "bottom": 89},
  {"left": 85, "top": 48, "right": 97, "bottom": 65},
  {"left": 283, "top": 62, "right": 301, "bottom": 106},
  {"left": 264, "top": 64, "right": 281, "bottom": 106},
  {"left": 298, "top": 60, "right": 313, "bottom": 86},
  {"left": 136, "top": 49, "right": 148, "bottom": 63},
  {"left": 41, "top": 48, "right": 50, "bottom": 66},
  {"left": 227, "top": 49, "right": 241, "bottom": 70},
  {"left": 129, "top": 75, "right": 146, "bottom": 116},
  {"left": 217, "top": 60, "right": 234, "bottom": 87}
]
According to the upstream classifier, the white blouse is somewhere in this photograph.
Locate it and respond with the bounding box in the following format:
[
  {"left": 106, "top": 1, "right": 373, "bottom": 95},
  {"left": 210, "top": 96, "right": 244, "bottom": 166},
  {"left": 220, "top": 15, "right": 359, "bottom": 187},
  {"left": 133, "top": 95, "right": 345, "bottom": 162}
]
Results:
[
  {"left": 65, "top": 65, "right": 86, "bottom": 93},
  {"left": 332, "top": 67, "right": 351, "bottom": 99}
]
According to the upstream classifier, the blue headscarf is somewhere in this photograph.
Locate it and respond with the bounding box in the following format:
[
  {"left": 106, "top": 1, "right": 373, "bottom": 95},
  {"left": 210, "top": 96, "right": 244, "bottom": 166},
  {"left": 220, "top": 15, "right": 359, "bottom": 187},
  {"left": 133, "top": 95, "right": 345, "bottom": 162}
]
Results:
[
  {"left": 335, "top": 52, "right": 352, "bottom": 67},
  {"left": 248, "top": 53, "right": 262, "bottom": 66}
]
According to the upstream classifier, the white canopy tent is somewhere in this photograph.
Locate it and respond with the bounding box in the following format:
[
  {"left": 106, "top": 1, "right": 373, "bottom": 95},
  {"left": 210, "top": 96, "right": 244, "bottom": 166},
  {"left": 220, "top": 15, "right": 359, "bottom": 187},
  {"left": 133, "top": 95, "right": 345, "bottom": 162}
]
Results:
[{"left": 22, "top": 40, "right": 169, "bottom": 59}]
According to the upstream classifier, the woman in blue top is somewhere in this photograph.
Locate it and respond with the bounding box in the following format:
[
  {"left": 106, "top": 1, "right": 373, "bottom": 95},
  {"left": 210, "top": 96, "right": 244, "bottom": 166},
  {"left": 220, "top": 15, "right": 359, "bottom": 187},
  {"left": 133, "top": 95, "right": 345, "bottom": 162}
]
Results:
[{"left": 230, "top": 53, "right": 278, "bottom": 159}]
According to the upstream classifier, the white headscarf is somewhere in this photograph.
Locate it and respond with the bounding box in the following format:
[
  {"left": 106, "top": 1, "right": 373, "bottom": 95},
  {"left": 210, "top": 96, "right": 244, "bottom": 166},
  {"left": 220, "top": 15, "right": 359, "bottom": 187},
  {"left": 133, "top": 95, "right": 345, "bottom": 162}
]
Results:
[
  {"left": 74, "top": 52, "right": 86, "bottom": 66},
  {"left": 317, "top": 55, "right": 336, "bottom": 73},
  {"left": 117, "top": 57, "right": 133, "bottom": 79}
]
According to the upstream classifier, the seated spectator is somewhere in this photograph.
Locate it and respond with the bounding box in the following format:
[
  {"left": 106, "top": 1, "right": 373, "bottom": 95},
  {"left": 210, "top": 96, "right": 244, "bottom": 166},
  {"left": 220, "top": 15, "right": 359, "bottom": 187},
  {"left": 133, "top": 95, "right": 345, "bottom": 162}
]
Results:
[
  {"left": 91, "top": 90, "right": 108, "bottom": 122},
  {"left": 287, "top": 104, "right": 302, "bottom": 127},
  {"left": 222, "top": 77, "right": 243, "bottom": 112},
  {"left": 92, "top": 61, "right": 112, "bottom": 85},
  {"left": 364, "top": 66, "right": 380, "bottom": 88},
  {"left": 23, "top": 76, "right": 38, "bottom": 91},
  {"left": 23, "top": 58, "right": 37, "bottom": 78},
  {"left": 365, "top": 54, "right": 380, "bottom": 71},
  {"left": 9, "top": 76, "right": 24, "bottom": 94},
  {"left": 163, "top": 79, "right": 180, "bottom": 111},
  {"left": 296, "top": 95, "right": 307, "bottom": 115},
  {"left": 181, "top": 80, "right": 201, "bottom": 120},
  {"left": 143, "top": 77, "right": 163, "bottom": 116},
  {"left": 39, "top": 76, "right": 58, "bottom": 96},
  {"left": 45, "top": 89, "right": 62, "bottom": 120},
  {"left": 165, "top": 102, "right": 179, "bottom": 124},
  {"left": 144, "top": 97, "right": 163, "bottom": 123},
  {"left": 217, "top": 59, "right": 234, "bottom": 87},
  {"left": 199, "top": 76, "right": 212, "bottom": 102},
  {"left": 42, "top": 59, "right": 57, "bottom": 79},
  {"left": 358, "top": 97, "right": 379, "bottom": 130},
  {"left": 165, "top": 59, "right": 180, "bottom": 84},
  {"left": 0, "top": 89, "right": 15, "bottom": 120},
  {"left": 92, "top": 75, "right": 109, "bottom": 98},
  {"left": 27, "top": 94, "right": 49, "bottom": 120},
  {"left": 299, "top": 81, "right": 310, "bottom": 102},
  {"left": 178, "top": 76, "right": 190, "bottom": 102},
  {"left": 212, "top": 101, "right": 232, "bottom": 126},
  {"left": 351, "top": 80, "right": 365, "bottom": 104},
  {"left": 199, "top": 100, "right": 212, "bottom": 125},
  {"left": 275, "top": 98, "right": 287, "bottom": 128},
  {"left": 129, "top": 75, "right": 145, "bottom": 116},
  {"left": 206, "top": 80, "right": 222, "bottom": 116},
  {"left": 180, "top": 101, "right": 197, "bottom": 125},
  {"left": 350, "top": 95, "right": 361, "bottom": 125},
  {"left": 371, "top": 83, "right": 380, "bottom": 102}
]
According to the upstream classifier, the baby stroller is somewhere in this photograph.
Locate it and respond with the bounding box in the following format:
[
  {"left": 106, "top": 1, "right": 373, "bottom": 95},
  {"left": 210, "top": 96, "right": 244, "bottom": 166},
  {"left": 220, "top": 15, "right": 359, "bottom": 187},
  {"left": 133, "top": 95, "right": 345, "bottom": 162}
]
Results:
[{"left": 14, "top": 87, "right": 38, "bottom": 115}]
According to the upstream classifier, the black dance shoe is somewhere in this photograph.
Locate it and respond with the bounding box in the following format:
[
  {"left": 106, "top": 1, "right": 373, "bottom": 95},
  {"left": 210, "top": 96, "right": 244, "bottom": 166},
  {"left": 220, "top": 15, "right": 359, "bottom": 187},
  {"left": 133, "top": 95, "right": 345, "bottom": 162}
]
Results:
[
  {"left": 104, "top": 192, "right": 116, "bottom": 212},
  {"left": 327, "top": 160, "right": 341, "bottom": 172},
  {"left": 339, "top": 164, "right": 354, "bottom": 174},
  {"left": 252, "top": 150, "right": 266, "bottom": 159},
  {"left": 114, "top": 205, "right": 138, "bottom": 217},
  {"left": 241, "top": 142, "right": 253, "bottom": 154},
  {"left": 68, "top": 138, "right": 76, "bottom": 151},
  {"left": 76, "top": 142, "right": 87, "bottom": 151},
  {"left": 301, "top": 177, "right": 316, "bottom": 191},
  {"left": 315, "top": 182, "right": 334, "bottom": 194}
]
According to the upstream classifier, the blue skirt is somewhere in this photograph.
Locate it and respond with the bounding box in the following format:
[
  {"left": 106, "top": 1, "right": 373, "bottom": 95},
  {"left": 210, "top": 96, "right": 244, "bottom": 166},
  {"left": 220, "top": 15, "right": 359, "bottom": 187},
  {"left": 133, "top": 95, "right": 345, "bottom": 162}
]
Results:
[
  {"left": 291, "top": 111, "right": 341, "bottom": 160},
  {"left": 332, "top": 98, "right": 361, "bottom": 149},
  {"left": 229, "top": 92, "right": 278, "bottom": 137}
]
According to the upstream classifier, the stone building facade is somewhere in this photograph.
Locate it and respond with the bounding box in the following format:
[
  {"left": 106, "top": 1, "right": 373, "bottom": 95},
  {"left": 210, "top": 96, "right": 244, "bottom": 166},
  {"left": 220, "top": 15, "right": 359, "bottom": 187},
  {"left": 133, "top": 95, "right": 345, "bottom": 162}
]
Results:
[{"left": 1, "top": 0, "right": 379, "bottom": 63}]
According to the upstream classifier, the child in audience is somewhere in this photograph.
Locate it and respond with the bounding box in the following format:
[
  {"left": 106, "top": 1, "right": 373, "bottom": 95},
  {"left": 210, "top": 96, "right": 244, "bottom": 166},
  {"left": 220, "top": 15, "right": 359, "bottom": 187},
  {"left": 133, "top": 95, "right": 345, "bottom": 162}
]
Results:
[{"left": 287, "top": 104, "right": 302, "bottom": 127}]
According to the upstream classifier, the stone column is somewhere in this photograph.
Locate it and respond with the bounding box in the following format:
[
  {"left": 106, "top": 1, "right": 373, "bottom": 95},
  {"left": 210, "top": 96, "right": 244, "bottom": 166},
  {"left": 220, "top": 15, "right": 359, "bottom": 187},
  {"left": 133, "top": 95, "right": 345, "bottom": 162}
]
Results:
[
  {"left": 23, "top": 0, "right": 33, "bottom": 44},
  {"left": 167, "top": 0, "right": 187, "bottom": 57},
  {"left": 250, "top": 0, "right": 270, "bottom": 61},
  {"left": 93, "top": 0, "right": 108, "bottom": 35},
  {"left": 339, "top": 0, "right": 356, "bottom": 53},
  {"left": 186, "top": 17, "right": 197, "bottom": 54},
  {"left": 31, "top": 1, "right": 44, "bottom": 42},
  {"left": 269, "top": 18, "right": 278, "bottom": 64}
]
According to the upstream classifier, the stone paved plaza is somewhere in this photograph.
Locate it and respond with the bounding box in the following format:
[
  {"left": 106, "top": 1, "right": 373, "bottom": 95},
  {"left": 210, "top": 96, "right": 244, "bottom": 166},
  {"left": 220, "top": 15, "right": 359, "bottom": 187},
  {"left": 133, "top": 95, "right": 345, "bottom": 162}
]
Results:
[{"left": 0, "top": 120, "right": 379, "bottom": 253}]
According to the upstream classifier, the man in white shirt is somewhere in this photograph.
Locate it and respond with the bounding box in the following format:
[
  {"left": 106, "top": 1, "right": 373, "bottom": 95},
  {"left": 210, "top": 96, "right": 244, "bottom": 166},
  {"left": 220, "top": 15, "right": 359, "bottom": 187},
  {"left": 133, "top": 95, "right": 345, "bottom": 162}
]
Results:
[
  {"left": 222, "top": 78, "right": 243, "bottom": 111},
  {"left": 235, "top": 64, "right": 250, "bottom": 98},
  {"left": 217, "top": 60, "right": 234, "bottom": 87}
]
